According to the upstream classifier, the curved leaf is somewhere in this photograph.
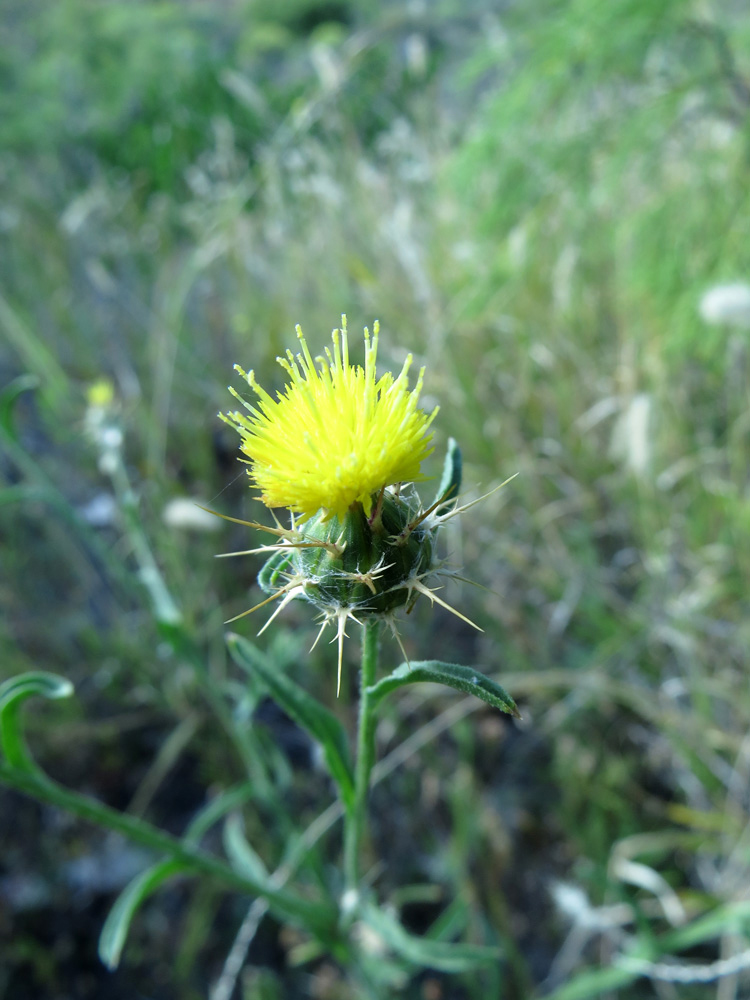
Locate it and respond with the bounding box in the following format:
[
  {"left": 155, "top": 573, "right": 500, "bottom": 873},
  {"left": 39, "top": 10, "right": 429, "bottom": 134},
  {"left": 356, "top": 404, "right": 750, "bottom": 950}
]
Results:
[
  {"left": 361, "top": 902, "right": 500, "bottom": 973},
  {"left": 367, "top": 661, "right": 519, "bottom": 718},
  {"left": 432, "top": 437, "right": 462, "bottom": 515},
  {"left": 0, "top": 672, "right": 74, "bottom": 772},
  {"left": 258, "top": 549, "right": 295, "bottom": 597},
  {"left": 223, "top": 812, "right": 269, "bottom": 884},
  {"left": 183, "top": 782, "right": 254, "bottom": 847},
  {"left": 227, "top": 633, "right": 355, "bottom": 810},
  {"left": 98, "top": 858, "right": 188, "bottom": 970}
]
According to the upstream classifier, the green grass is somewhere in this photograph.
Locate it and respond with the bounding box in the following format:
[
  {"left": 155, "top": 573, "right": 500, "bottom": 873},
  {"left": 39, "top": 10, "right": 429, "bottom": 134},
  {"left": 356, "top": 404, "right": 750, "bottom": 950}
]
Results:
[{"left": 2, "top": 0, "right": 750, "bottom": 997}]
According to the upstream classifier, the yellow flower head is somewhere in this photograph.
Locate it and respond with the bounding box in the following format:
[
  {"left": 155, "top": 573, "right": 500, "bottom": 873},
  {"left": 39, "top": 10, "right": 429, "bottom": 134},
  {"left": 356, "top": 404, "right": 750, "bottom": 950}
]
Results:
[{"left": 222, "top": 317, "right": 437, "bottom": 520}]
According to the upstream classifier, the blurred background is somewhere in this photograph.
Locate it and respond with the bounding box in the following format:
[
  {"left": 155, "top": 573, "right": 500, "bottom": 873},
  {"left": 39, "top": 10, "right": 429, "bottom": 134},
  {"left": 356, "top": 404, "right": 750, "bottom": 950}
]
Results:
[{"left": 2, "top": 0, "right": 750, "bottom": 997}]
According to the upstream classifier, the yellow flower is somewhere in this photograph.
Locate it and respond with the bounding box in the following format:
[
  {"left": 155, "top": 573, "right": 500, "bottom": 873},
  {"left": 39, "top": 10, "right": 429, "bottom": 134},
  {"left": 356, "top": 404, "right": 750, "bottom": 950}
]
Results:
[
  {"left": 222, "top": 317, "right": 437, "bottom": 520},
  {"left": 86, "top": 378, "right": 115, "bottom": 409}
]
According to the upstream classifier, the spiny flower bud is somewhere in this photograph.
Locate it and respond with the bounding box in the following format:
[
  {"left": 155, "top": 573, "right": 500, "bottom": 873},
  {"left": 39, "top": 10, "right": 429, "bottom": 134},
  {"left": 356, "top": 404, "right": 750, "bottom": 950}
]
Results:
[{"left": 259, "top": 489, "right": 436, "bottom": 618}]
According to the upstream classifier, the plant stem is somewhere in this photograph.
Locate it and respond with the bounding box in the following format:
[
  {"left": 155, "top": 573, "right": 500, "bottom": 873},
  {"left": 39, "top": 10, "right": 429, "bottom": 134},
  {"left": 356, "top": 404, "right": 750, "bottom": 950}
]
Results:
[
  {"left": 0, "top": 761, "right": 335, "bottom": 933},
  {"left": 343, "top": 619, "right": 380, "bottom": 896}
]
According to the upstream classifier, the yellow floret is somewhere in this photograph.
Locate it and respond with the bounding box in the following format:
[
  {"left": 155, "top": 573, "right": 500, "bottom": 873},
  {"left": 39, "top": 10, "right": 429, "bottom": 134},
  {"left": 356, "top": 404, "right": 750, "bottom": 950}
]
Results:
[{"left": 221, "top": 317, "right": 437, "bottom": 520}]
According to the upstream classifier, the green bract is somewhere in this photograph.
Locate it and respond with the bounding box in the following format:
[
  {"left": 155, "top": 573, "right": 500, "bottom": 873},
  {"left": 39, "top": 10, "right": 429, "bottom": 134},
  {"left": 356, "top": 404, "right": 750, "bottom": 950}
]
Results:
[{"left": 259, "top": 488, "right": 436, "bottom": 618}]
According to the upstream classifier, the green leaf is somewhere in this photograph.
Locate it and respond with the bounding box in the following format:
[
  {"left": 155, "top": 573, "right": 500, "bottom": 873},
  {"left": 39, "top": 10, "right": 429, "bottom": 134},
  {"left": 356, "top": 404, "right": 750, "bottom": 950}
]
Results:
[
  {"left": 360, "top": 902, "right": 501, "bottom": 973},
  {"left": 432, "top": 437, "right": 462, "bottom": 515},
  {"left": 227, "top": 633, "right": 355, "bottom": 810},
  {"left": 183, "top": 782, "right": 254, "bottom": 847},
  {"left": 98, "top": 858, "right": 188, "bottom": 970},
  {"left": 258, "top": 549, "right": 295, "bottom": 597},
  {"left": 0, "top": 672, "right": 74, "bottom": 772},
  {"left": 541, "top": 963, "right": 640, "bottom": 1000},
  {"left": 0, "top": 294, "right": 69, "bottom": 413},
  {"left": 0, "top": 484, "right": 47, "bottom": 507},
  {"left": 367, "top": 661, "right": 519, "bottom": 718},
  {"left": 223, "top": 812, "right": 270, "bottom": 884},
  {"left": 0, "top": 374, "right": 39, "bottom": 441},
  {"left": 424, "top": 896, "right": 471, "bottom": 943}
]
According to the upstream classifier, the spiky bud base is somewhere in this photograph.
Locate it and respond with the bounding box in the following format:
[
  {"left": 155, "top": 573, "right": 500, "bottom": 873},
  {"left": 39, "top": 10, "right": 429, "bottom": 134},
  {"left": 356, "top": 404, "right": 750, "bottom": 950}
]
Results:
[{"left": 259, "top": 489, "right": 435, "bottom": 619}]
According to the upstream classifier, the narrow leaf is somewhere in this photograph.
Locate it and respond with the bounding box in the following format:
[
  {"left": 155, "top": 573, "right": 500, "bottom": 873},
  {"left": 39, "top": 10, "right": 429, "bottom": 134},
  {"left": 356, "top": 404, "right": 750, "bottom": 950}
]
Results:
[
  {"left": 0, "top": 293, "right": 69, "bottom": 412},
  {"left": 424, "top": 896, "right": 471, "bottom": 943},
  {"left": 258, "top": 550, "right": 295, "bottom": 597},
  {"left": 0, "top": 672, "right": 74, "bottom": 708},
  {"left": 223, "top": 812, "right": 270, "bottom": 884},
  {"left": 98, "top": 858, "right": 188, "bottom": 970},
  {"left": 183, "top": 782, "right": 254, "bottom": 847},
  {"left": 361, "top": 902, "right": 500, "bottom": 973},
  {"left": 367, "top": 661, "right": 519, "bottom": 718},
  {"left": 0, "top": 485, "right": 47, "bottom": 507},
  {"left": 541, "top": 963, "right": 641, "bottom": 1000},
  {"left": 0, "top": 672, "right": 74, "bottom": 772},
  {"left": 0, "top": 374, "right": 39, "bottom": 440},
  {"left": 433, "top": 437, "right": 462, "bottom": 515},
  {"left": 227, "top": 633, "right": 355, "bottom": 809}
]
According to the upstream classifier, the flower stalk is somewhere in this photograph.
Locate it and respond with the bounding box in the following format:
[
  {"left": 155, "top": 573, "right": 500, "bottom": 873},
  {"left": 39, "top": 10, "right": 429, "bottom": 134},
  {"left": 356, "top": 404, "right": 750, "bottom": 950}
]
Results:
[{"left": 344, "top": 618, "right": 381, "bottom": 897}]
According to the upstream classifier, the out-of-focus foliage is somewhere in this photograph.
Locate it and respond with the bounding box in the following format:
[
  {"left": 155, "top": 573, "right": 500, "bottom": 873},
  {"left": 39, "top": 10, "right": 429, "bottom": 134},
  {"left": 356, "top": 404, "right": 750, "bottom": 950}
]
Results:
[
  {"left": 445, "top": 0, "right": 750, "bottom": 669},
  {"left": 1, "top": 0, "right": 439, "bottom": 194}
]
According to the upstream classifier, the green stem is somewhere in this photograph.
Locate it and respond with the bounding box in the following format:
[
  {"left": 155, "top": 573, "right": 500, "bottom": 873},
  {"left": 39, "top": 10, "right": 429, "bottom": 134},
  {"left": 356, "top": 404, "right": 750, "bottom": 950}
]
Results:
[
  {"left": 0, "top": 760, "right": 334, "bottom": 934},
  {"left": 343, "top": 619, "right": 380, "bottom": 896}
]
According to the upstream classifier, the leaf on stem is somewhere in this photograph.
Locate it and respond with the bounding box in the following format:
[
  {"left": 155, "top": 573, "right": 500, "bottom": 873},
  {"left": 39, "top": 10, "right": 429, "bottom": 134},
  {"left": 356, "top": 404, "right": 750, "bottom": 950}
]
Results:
[
  {"left": 183, "top": 782, "right": 255, "bottom": 847},
  {"left": 258, "top": 549, "right": 296, "bottom": 596},
  {"left": 432, "top": 437, "right": 462, "bottom": 515},
  {"left": 98, "top": 858, "right": 189, "bottom": 970},
  {"left": 360, "top": 902, "right": 501, "bottom": 973},
  {"left": 223, "top": 812, "right": 270, "bottom": 884},
  {"left": 0, "top": 671, "right": 74, "bottom": 772},
  {"left": 227, "top": 633, "right": 355, "bottom": 811},
  {"left": 366, "top": 661, "right": 520, "bottom": 718}
]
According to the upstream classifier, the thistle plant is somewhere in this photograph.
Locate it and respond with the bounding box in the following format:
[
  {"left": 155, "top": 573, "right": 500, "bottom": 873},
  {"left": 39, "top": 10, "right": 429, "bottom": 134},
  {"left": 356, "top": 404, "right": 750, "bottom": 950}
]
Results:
[
  {"left": 0, "top": 318, "right": 518, "bottom": 994},
  {"left": 219, "top": 318, "right": 519, "bottom": 920}
]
